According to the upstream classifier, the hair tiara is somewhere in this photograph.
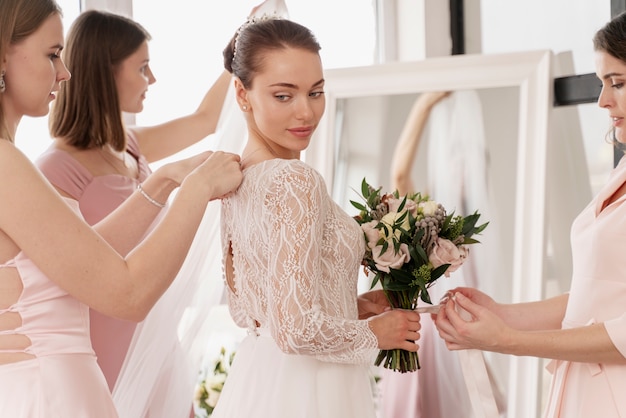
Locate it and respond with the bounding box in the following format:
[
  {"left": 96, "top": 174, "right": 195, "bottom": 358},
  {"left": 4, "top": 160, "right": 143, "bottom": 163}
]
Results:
[{"left": 232, "top": 12, "right": 283, "bottom": 61}]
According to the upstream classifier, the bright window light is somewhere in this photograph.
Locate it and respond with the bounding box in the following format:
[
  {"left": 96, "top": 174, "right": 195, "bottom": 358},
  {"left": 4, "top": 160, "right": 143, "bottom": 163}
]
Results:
[{"left": 132, "top": 0, "right": 377, "bottom": 146}]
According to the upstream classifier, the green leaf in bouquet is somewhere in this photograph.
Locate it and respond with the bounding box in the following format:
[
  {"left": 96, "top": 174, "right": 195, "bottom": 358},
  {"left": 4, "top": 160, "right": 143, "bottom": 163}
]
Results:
[
  {"left": 461, "top": 212, "right": 488, "bottom": 237},
  {"left": 442, "top": 212, "right": 454, "bottom": 229},
  {"left": 430, "top": 263, "right": 451, "bottom": 282},
  {"left": 369, "top": 272, "right": 381, "bottom": 289},
  {"left": 367, "top": 191, "right": 381, "bottom": 210},
  {"left": 397, "top": 195, "right": 407, "bottom": 213},
  {"left": 412, "top": 242, "right": 429, "bottom": 265},
  {"left": 383, "top": 280, "right": 407, "bottom": 291},
  {"left": 379, "top": 222, "right": 390, "bottom": 239},
  {"left": 463, "top": 237, "right": 482, "bottom": 245},
  {"left": 377, "top": 239, "right": 390, "bottom": 257},
  {"left": 472, "top": 220, "right": 489, "bottom": 235},
  {"left": 395, "top": 209, "right": 408, "bottom": 225},
  {"left": 461, "top": 212, "right": 481, "bottom": 235},
  {"left": 350, "top": 200, "right": 367, "bottom": 212},
  {"left": 389, "top": 267, "right": 415, "bottom": 285},
  {"left": 399, "top": 227, "right": 412, "bottom": 240},
  {"left": 419, "top": 287, "right": 433, "bottom": 304},
  {"left": 361, "top": 178, "right": 370, "bottom": 199}
]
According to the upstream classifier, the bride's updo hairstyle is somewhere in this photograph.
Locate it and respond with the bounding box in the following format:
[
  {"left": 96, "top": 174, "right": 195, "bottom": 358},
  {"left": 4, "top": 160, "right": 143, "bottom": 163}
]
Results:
[{"left": 223, "top": 17, "right": 321, "bottom": 89}]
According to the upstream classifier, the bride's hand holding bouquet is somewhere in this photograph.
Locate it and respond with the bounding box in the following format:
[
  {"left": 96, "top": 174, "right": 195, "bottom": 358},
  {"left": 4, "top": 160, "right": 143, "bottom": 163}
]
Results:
[{"left": 351, "top": 179, "right": 488, "bottom": 372}]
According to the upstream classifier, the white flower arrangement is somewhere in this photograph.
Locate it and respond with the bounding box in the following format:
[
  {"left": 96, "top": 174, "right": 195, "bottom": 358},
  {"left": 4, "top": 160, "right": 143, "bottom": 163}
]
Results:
[{"left": 194, "top": 347, "right": 235, "bottom": 417}]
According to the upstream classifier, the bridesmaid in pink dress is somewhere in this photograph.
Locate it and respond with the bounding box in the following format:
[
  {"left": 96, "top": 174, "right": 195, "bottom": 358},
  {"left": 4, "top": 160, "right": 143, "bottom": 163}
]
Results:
[
  {"left": 36, "top": 9, "right": 231, "bottom": 400},
  {"left": 0, "top": 1, "right": 243, "bottom": 416},
  {"left": 434, "top": 12, "right": 626, "bottom": 417}
]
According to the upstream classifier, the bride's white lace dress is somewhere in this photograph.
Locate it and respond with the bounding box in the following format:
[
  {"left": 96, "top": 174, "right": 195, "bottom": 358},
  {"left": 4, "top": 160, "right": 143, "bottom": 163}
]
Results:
[{"left": 214, "top": 159, "right": 379, "bottom": 418}]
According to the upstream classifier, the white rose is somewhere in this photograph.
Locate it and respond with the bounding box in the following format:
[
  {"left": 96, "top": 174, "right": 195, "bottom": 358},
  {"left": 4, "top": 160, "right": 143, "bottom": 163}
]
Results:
[
  {"left": 206, "top": 373, "right": 227, "bottom": 390},
  {"left": 206, "top": 388, "right": 221, "bottom": 408},
  {"left": 420, "top": 200, "right": 439, "bottom": 216},
  {"left": 380, "top": 211, "right": 410, "bottom": 241},
  {"left": 193, "top": 383, "right": 206, "bottom": 402}
]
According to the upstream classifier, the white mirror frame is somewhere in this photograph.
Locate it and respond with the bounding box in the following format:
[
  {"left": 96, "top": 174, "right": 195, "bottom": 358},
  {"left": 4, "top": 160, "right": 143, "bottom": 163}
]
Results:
[{"left": 306, "top": 50, "right": 553, "bottom": 417}]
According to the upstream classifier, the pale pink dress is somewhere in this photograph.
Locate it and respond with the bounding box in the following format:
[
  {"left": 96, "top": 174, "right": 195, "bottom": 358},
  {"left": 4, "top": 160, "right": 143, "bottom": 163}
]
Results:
[
  {"left": 36, "top": 134, "right": 151, "bottom": 391},
  {"left": 215, "top": 159, "right": 379, "bottom": 418},
  {"left": 543, "top": 156, "right": 626, "bottom": 417},
  {"left": 0, "top": 199, "right": 119, "bottom": 417}
]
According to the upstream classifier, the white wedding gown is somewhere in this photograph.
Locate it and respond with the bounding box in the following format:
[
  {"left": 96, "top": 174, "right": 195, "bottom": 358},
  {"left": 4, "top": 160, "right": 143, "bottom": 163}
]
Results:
[{"left": 213, "top": 159, "right": 379, "bottom": 418}]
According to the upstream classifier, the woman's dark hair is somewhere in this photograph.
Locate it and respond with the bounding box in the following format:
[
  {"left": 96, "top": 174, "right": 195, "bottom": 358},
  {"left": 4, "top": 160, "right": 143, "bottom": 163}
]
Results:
[
  {"left": 593, "top": 11, "right": 626, "bottom": 61},
  {"left": 593, "top": 12, "right": 626, "bottom": 150},
  {"left": 223, "top": 18, "right": 321, "bottom": 89},
  {"left": 49, "top": 10, "right": 151, "bottom": 151},
  {"left": 0, "top": 0, "right": 62, "bottom": 142}
]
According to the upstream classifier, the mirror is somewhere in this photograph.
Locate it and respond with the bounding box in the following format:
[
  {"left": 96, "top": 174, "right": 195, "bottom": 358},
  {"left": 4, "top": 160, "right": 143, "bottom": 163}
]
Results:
[{"left": 305, "top": 50, "right": 554, "bottom": 417}]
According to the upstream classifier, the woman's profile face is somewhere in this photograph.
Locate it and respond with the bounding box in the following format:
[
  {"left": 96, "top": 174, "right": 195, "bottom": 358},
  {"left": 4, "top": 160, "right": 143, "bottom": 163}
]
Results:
[
  {"left": 243, "top": 46, "right": 325, "bottom": 158},
  {"left": 596, "top": 50, "right": 626, "bottom": 144},
  {"left": 114, "top": 40, "right": 156, "bottom": 114},
  {"left": 3, "top": 13, "right": 70, "bottom": 120}
]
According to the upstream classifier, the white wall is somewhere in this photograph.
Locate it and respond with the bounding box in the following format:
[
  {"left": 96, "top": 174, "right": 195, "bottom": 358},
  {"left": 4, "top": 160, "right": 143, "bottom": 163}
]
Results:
[{"left": 470, "top": 0, "right": 613, "bottom": 195}]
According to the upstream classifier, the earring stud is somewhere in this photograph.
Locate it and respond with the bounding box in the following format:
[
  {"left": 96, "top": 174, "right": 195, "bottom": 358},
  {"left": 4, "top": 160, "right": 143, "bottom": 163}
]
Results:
[{"left": 242, "top": 105, "right": 248, "bottom": 111}]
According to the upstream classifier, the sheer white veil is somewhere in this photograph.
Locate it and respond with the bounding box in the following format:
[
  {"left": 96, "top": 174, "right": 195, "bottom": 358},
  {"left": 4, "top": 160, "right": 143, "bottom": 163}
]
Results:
[{"left": 113, "top": 2, "right": 289, "bottom": 417}]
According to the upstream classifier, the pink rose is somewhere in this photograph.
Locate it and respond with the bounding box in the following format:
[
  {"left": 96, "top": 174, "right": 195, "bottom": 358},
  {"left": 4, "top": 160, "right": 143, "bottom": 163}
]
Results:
[
  {"left": 361, "top": 220, "right": 381, "bottom": 249},
  {"left": 429, "top": 238, "right": 468, "bottom": 277},
  {"left": 387, "top": 197, "right": 418, "bottom": 216},
  {"left": 372, "top": 242, "right": 411, "bottom": 273}
]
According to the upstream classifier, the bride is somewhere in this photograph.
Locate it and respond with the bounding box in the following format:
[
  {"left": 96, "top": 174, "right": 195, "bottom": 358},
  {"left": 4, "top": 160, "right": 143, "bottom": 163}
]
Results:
[{"left": 212, "top": 14, "right": 422, "bottom": 418}]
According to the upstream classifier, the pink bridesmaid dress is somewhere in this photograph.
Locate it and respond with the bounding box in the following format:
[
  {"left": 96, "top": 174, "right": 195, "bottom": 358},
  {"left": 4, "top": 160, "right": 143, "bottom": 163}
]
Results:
[
  {"left": 0, "top": 199, "right": 118, "bottom": 417},
  {"left": 543, "top": 156, "right": 626, "bottom": 417},
  {"left": 36, "top": 133, "right": 152, "bottom": 391}
]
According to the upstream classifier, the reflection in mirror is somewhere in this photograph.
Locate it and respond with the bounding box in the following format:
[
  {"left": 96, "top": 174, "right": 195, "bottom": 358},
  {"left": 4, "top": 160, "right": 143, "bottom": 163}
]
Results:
[
  {"left": 333, "top": 87, "right": 520, "bottom": 415},
  {"left": 306, "top": 51, "right": 559, "bottom": 417},
  {"left": 332, "top": 86, "right": 518, "bottom": 294}
]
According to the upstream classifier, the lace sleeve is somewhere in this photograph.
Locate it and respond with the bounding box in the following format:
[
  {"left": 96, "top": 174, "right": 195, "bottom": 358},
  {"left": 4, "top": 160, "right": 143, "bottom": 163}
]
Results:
[{"left": 264, "top": 163, "right": 378, "bottom": 364}]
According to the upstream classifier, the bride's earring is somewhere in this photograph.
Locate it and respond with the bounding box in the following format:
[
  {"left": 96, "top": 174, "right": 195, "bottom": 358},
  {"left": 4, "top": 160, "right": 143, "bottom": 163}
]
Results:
[
  {"left": 242, "top": 105, "right": 248, "bottom": 111},
  {"left": 0, "top": 70, "right": 5, "bottom": 93}
]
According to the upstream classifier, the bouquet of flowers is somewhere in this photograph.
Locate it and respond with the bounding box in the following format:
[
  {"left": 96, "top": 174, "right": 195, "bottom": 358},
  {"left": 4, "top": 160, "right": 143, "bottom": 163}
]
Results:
[
  {"left": 194, "top": 347, "right": 235, "bottom": 417},
  {"left": 351, "top": 179, "right": 488, "bottom": 373}
]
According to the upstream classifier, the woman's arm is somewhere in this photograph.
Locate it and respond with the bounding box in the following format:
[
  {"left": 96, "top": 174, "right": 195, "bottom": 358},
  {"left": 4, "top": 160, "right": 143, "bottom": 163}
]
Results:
[
  {"left": 447, "top": 286, "right": 569, "bottom": 331},
  {"left": 0, "top": 142, "right": 241, "bottom": 322},
  {"left": 131, "top": 70, "right": 232, "bottom": 163},
  {"left": 436, "top": 291, "right": 625, "bottom": 364},
  {"left": 91, "top": 152, "right": 213, "bottom": 256}
]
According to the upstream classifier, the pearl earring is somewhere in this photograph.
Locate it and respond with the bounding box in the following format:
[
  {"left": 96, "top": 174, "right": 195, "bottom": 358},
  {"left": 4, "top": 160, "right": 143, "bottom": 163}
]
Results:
[{"left": 242, "top": 105, "right": 248, "bottom": 111}]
